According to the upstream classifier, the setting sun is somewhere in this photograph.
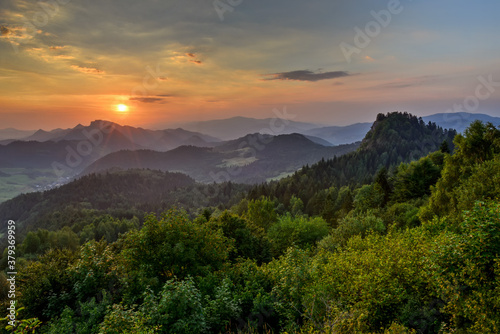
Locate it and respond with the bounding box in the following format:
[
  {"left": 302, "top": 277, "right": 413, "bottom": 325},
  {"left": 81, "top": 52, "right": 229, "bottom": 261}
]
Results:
[{"left": 117, "top": 104, "right": 128, "bottom": 113}]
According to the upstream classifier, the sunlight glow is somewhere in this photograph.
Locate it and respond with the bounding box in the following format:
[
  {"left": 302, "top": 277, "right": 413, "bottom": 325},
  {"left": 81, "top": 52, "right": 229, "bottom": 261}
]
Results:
[{"left": 117, "top": 104, "right": 129, "bottom": 113}]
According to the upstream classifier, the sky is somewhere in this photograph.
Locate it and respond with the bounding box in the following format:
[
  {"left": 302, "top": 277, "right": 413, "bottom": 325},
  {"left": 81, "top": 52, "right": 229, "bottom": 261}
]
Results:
[{"left": 1, "top": 0, "right": 500, "bottom": 130}]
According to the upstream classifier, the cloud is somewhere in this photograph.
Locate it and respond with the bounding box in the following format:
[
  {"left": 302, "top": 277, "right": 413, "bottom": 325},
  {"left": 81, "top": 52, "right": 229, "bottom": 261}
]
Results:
[
  {"left": 185, "top": 53, "right": 202, "bottom": 65},
  {"left": 0, "top": 26, "right": 10, "bottom": 36},
  {"left": 129, "top": 97, "right": 167, "bottom": 103},
  {"left": 70, "top": 65, "right": 105, "bottom": 75},
  {"left": 265, "top": 70, "right": 349, "bottom": 82}
]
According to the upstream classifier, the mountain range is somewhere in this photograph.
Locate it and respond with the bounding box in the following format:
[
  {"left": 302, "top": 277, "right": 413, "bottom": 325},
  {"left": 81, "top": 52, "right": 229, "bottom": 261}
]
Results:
[
  {"left": 0, "top": 111, "right": 498, "bottom": 203},
  {"left": 82, "top": 133, "right": 359, "bottom": 184},
  {"left": 2, "top": 112, "right": 499, "bottom": 146},
  {"left": 0, "top": 111, "right": 458, "bottom": 237}
]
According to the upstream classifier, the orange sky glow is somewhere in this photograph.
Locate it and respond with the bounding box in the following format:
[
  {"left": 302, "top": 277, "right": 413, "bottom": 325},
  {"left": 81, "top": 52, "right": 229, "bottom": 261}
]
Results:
[{"left": 1, "top": 0, "right": 499, "bottom": 130}]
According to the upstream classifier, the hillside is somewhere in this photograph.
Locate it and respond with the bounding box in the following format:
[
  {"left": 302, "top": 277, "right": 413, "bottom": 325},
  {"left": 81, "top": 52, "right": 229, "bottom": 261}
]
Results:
[
  {"left": 83, "top": 133, "right": 359, "bottom": 184},
  {"left": 249, "top": 112, "right": 457, "bottom": 212},
  {"left": 0, "top": 169, "right": 250, "bottom": 238}
]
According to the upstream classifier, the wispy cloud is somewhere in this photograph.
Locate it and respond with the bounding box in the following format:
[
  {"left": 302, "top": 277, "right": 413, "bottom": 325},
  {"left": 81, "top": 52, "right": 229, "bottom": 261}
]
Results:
[
  {"left": 129, "top": 97, "right": 168, "bottom": 103},
  {"left": 264, "top": 70, "right": 350, "bottom": 82},
  {"left": 71, "top": 65, "right": 105, "bottom": 75},
  {"left": 377, "top": 75, "right": 439, "bottom": 89}
]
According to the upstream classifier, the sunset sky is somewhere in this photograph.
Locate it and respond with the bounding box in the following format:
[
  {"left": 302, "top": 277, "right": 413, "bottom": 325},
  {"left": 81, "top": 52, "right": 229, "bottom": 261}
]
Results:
[{"left": 1, "top": 0, "right": 500, "bottom": 130}]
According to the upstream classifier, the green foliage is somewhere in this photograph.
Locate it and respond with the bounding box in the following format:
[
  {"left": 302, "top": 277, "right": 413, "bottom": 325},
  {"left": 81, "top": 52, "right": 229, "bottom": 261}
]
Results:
[
  {"left": 384, "top": 202, "right": 421, "bottom": 230},
  {"left": 420, "top": 121, "right": 500, "bottom": 221},
  {"left": 45, "top": 296, "right": 112, "bottom": 334},
  {"left": 289, "top": 195, "right": 304, "bottom": 217},
  {"left": 16, "top": 248, "right": 78, "bottom": 320},
  {"left": 118, "top": 209, "right": 233, "bottom": 299},
  {"left": 431, "top": 201, "right": 500, "bottom": 332},
  {"left": 18, "top": 227, "right": 79, "bottom": 258},
  {"left": 208, "top": 211, "right": 271, "bottom": 263},
  {"left": 71, "top": 240, "right": 117, "bottom": 302},
  {"left": 245, "top": 197, "right": 278, "bottom": 231},
  {"left": 0, "top": 307, "right": 42, "bottom": 334},
  {"left": 141, "top": 277, "right": 207, "bottom": 334},
  {"left": 78, "top": 215, "right": 139, "bottom": 244},
  {"left": 98, "top": 304, "right": 154, "bottom": 334},
  {"left": 391, "top": 155, "right": 442, "bottom": 202},
  {"left": 309, "top": 228, "right": 439, "bottom": 332},
  {"left": 267, "top": 214, "right": 329, "bottom": 257},
  {"left": 318, "top": 211, "right": 385, "bottom": 252},
  {"left": 203, "top": 278, "right": 242, "bottom": 332},
  {"left": 44, "top": 307, "right": 75, "bottom": 334},
  {"left": 354, "top": 184, "right": 385, "bottom": 212},
  {"left": 455, "top": 120, "right": 500, "bottom": 165},
  {"left": 267, "top": 247, "right": 313, "bottom": 331}
]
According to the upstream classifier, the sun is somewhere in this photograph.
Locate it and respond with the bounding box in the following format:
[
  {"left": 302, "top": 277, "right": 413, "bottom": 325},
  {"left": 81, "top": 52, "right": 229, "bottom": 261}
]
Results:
[{"left": 116, "top": 104, "right": 129, "bottom": 113}]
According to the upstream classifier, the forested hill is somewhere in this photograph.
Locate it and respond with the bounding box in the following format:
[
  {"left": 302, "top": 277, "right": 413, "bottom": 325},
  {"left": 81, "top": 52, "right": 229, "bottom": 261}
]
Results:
[
  {"left": 0, "top": 169, "right": 249, "bottom": 237},
  {"left": 249, "top": 112, "right": 457, "bottom": 209}
]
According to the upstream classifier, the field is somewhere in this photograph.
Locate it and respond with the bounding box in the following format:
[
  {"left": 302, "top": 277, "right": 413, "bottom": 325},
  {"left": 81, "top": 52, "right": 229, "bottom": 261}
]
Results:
[{"left": 0, "top": 168, "right": 59, "bottom": 203}]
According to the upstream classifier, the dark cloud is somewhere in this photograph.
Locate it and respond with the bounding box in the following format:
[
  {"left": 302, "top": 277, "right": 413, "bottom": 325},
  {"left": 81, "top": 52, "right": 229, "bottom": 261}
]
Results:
[
  {"left": 186, "top": 53, "right": 196, "bottom": 58},
  {"left": 189, "top": 59, "right": 202, "bottom": 65},
  {"left": 129, "top": 97, "right": 166, "bottom": 103},
  {"left": 0, "top": 26, "right": 10, "bottom": 36},
  {"left": 265, "top": 70, "right": 349, "bottom": 82}
]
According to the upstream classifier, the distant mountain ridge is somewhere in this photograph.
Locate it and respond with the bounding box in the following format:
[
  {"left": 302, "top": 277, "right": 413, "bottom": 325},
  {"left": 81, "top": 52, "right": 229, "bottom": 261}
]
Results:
[
  {"left": 303, "top": 123, "right": 372, "bottom": 145},
  {"left": 20, "top": 120, "right": 221, "bottom": 151},
  {"left": 171, "top": 112, "right": 500, "bottom": 144},
  {"left": 82, "top": 133, "right": 360, "bottom": 184},
  {"left": 2, "top": 112, "right": 498, "bottom": 146},
  {"left": 421, "top": 112, "right": 500, "bottom": 133},
  {"left": 0, "top": 128, "right": 36, "bottom": 142},
  {"left": 178, "top": 116, "right": 320, "bottom": 141}
]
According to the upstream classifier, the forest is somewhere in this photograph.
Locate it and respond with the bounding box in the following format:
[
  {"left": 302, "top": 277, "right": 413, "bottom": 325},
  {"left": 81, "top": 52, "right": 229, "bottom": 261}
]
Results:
[{"left": 1, "top": 112, "right": 499, "bottom": 333}]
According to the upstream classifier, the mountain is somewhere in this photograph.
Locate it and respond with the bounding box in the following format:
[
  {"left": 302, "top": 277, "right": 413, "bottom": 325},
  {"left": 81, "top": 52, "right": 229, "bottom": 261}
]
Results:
[
  {"left": 21, "top": 120, "right": 221, "bottom": 151},
  {"left": 82, "top": 133, "right": 359, "bottom": 184},
  {"left": 422, "top": 112, "right": 500, "bottom": 133},
  {"left": 0, "top": 126, "right": 140, "bottom": 172},
  {"left": 178, "top": 116, "right": 320, "bottom": 140},
  {"left": 303, "top": 123, "right": 372, "bottom": 145},
  {"left": 23, "top": 128, "right": 73, "bottom": 142},
  {"left": 0, "top": 169, "right": 250, "bottom": 236},
  {"left": 249, "top": 112, "right": 458, "bottom": 210},
  {"left": 303, "top": 135, "right": 333, "bottom": 146},
  {"left": 0, "top": 128, "right": 36, "bottom": 141}
]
